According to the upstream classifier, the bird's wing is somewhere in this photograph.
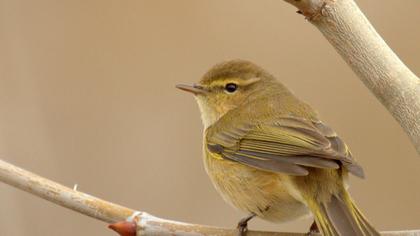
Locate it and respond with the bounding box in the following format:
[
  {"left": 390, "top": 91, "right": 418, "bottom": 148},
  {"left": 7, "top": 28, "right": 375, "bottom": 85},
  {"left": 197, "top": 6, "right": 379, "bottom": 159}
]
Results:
[{"left": 206, "top": 116, "right": 364, "bottom": 178}]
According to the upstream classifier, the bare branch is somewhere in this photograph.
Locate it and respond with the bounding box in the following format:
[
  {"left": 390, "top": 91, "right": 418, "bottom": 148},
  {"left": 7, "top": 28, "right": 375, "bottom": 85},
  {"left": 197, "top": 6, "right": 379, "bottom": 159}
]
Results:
[
  {"left": 0, "top": 159, "right": 134, "bottom": 224},
  {"left": 284, "top": 0, "right": 420, "bottom": 154},
  {"left": 0, "top": 159, "right": 419, "bottom": 235},
  {"left": 0, "top": 159, "right": 299, "bottom": 235}
]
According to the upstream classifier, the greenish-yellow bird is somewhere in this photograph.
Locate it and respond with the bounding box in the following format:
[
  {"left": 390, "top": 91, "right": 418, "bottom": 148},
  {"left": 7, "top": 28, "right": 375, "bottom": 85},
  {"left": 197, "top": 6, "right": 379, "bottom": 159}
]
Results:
[{"left": 176, "top": 60, "right": 379, "bottom": 236}]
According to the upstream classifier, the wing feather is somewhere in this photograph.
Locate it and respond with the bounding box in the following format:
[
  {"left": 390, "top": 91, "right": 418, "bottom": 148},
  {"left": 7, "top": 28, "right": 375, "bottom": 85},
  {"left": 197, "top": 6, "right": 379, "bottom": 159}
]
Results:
[
  {"left": 223, "top": 150, "right": 310, "bottom": 176},
  {"left": 206, "top": 116, "right": 364, "bottom": 178}
]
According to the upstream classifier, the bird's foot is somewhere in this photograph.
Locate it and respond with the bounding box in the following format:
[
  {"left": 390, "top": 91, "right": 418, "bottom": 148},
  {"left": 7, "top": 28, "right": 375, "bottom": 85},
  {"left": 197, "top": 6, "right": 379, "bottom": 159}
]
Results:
[{"left": 236, "top": 213, "right": 256, "bottom": 236}]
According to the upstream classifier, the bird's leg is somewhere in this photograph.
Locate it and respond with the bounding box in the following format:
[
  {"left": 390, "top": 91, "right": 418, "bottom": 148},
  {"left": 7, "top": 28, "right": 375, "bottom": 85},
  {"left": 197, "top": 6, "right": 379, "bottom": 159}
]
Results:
[
  {"left": 237, "top": 212, "right": 256, "bottom": 236},
  {"left": 306, "top": 221, "right": 320, "bottom": 235}
]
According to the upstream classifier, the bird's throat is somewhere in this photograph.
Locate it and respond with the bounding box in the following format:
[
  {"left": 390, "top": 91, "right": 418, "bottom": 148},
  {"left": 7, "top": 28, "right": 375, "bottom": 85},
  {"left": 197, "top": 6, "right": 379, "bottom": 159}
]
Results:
[{"left": 195, "top": 96, "right": 228, "bottom": 129}]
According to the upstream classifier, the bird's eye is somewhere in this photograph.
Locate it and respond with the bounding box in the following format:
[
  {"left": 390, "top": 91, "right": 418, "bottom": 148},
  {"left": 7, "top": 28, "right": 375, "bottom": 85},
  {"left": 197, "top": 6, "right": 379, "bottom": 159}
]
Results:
[{"left": 224, "top": 83, "right": 238, "bottom": 93}]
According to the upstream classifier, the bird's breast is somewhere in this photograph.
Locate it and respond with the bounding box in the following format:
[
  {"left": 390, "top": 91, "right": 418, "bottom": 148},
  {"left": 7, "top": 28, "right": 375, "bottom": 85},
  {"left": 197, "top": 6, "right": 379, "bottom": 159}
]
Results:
[{"left": 203, "top": 149, "right": 310, "bottom": 222}]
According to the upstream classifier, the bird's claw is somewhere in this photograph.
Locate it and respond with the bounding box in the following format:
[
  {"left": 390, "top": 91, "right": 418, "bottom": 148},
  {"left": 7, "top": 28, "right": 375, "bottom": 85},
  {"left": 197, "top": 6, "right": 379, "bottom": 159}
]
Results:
[
  {"left": 236, "top": 221, "right": 248, "bottom": 236},
  {"left": 236, "top": 213, "right": 256, "bottom": 236}
]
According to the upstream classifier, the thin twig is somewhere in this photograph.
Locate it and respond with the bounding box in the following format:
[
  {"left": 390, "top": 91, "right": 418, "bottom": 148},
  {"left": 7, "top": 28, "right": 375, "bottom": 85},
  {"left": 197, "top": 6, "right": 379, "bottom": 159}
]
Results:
[
  {"left": 0, "top": 159, "right": 134, "bottom": 223},
  {"left": 0, "top": 159, "right": 419, "bottom": 235}
]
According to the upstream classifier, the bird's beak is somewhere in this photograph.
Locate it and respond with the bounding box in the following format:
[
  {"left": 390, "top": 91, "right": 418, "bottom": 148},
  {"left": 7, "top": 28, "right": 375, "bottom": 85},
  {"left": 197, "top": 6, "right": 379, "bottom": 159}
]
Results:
[{"left": 176, "top": 84, "right": 206, "bottom": 95}]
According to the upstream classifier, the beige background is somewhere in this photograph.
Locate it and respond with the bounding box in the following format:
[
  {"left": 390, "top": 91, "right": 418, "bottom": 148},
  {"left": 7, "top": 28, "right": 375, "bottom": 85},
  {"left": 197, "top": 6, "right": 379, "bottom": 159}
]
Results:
[{"left": 0, "top": 0, "right": 419, "bottom": 235}]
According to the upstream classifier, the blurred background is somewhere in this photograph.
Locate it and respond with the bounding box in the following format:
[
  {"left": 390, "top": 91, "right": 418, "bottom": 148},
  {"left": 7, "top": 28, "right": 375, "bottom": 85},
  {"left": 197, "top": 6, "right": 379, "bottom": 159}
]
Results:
[{"left": 0, "top": 0, "right": 419, "bottom": 235}]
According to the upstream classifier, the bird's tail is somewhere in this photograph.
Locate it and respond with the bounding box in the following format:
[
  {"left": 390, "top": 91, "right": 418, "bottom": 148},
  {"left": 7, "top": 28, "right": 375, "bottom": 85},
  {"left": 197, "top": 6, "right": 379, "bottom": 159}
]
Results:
[{"left": 307, "top": 191, "right": 379, "bottom": 236}]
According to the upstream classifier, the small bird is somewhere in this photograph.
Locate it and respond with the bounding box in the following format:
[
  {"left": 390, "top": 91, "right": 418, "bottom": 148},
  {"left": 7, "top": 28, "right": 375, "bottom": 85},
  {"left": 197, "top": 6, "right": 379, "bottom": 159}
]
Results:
[{"left": 176, "top": 60, "right": 379, "bottom": 236}]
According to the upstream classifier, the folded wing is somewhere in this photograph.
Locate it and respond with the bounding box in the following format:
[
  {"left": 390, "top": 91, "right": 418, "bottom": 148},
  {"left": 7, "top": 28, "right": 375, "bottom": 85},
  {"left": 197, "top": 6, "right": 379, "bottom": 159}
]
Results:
[{"left": 206, "top": 116, "right": 364, "bottom": 178}]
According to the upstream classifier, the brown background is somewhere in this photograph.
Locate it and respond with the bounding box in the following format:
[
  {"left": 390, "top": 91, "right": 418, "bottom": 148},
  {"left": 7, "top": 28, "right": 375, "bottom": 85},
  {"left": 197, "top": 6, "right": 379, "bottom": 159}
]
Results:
[{"left": 0, "top": 0, "right": 419, "bottom": 235}]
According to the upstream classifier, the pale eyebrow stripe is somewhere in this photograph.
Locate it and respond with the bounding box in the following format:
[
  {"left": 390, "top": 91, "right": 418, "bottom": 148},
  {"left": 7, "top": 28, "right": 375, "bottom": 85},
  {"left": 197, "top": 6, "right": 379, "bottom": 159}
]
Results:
[
  {"left": 242, "top": 77, "right": 261, "bottom": 86},
  {"left": 210, "top": 77, "right": 261, "bottom": 87}
]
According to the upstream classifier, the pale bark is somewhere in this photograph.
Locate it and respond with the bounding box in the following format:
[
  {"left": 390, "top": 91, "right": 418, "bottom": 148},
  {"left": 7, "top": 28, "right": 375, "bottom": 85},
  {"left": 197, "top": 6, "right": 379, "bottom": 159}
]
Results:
[
  {"left": 284, "top": 0, "right": 420, "bottom": 154},
  {"left": 0, "top": 159, "right": 419, "bottom": 236}
]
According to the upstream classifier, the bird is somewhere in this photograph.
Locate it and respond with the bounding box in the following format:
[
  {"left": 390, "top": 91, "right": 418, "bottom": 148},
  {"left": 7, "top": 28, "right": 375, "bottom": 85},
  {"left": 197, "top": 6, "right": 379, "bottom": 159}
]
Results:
[{"left": 176, "top": 59, "right": 379, "bottom": 236}]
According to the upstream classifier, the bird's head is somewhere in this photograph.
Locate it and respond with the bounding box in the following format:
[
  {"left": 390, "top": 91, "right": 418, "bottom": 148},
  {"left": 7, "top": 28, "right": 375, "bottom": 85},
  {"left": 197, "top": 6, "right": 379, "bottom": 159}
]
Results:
[{"left": 177, "top": 60, "right": 280, "bottom": 128}]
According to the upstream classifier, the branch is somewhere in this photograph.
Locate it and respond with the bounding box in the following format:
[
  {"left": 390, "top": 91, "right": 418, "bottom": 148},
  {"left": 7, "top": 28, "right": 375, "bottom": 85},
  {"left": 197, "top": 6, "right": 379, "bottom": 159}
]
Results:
[
  {"left": 0, "top": 159, "right": 418, "bottom": 236},
  {"left": 0, "top": 159, "right": 302, "bottom": 236},
  {"left": 283, "top": 0, "right": 420, "bottom": 154}
]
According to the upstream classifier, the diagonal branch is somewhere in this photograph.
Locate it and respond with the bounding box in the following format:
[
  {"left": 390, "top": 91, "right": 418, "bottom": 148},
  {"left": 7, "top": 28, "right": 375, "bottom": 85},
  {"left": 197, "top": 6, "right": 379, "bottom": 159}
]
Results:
[
  {"left": 0, "top": 159, "right": 302, "bottom": 236},
  {"left": 283, "top": 0, "right": 420, "bottom": 154},
  {"left": 0, "top": 159, "right": 419, "bottom": 236}
]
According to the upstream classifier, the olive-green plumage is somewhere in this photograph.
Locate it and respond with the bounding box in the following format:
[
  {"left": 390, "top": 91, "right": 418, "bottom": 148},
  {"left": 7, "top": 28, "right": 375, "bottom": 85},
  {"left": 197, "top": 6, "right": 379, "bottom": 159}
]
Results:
[{"left": 177, "top": 59, "right": 379, "bottom": 236}]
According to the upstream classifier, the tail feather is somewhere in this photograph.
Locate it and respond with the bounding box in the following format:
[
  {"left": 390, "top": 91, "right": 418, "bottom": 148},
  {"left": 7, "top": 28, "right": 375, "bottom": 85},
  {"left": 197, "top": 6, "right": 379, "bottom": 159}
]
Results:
[
  {"left": 351, "top": 200, "right": 379, "bottom": 236},
  {"left": 309, "top": 192, "right": 379, "bottom": 236}
]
